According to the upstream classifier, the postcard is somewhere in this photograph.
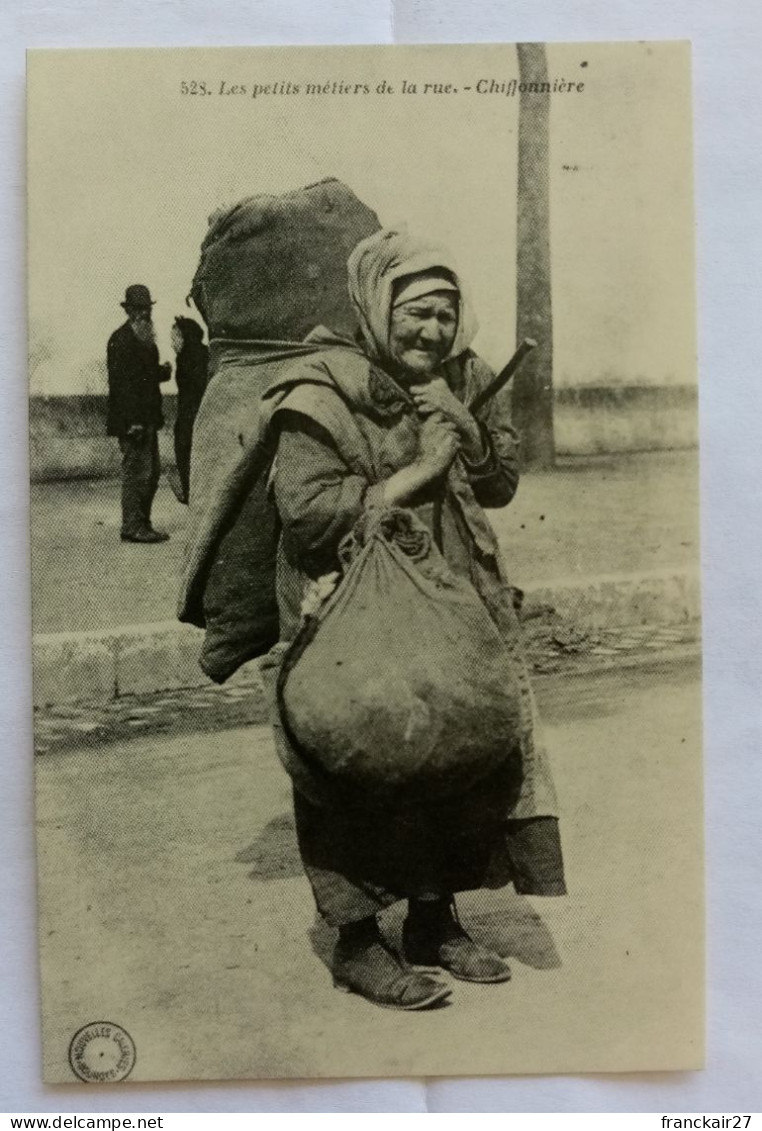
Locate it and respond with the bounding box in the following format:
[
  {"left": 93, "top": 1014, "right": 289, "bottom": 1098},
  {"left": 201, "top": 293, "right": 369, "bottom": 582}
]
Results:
[{"left": 28, "top": 41, "right": 701, "bottom": 1083}]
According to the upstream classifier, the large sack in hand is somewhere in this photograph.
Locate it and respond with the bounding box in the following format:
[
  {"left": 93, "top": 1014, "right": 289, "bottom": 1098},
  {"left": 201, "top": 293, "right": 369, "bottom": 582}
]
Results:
[
  {"left": 191, "top": 178, "right": 381, "bottom": 341},
  {"left": 279, "top": 510, "right": 523, "bottom": 803}
]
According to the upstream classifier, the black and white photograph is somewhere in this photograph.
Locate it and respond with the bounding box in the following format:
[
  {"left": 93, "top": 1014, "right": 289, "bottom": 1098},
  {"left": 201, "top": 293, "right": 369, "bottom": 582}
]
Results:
[{"left": 27, "top": 41, "right": 702, "bottom": 1083}]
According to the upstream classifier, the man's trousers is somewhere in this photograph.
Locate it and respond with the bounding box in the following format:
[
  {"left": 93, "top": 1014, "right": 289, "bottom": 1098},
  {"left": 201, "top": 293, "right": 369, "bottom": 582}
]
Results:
[{"left": 118, "top": 428, "right": 161, "bottom": 536}]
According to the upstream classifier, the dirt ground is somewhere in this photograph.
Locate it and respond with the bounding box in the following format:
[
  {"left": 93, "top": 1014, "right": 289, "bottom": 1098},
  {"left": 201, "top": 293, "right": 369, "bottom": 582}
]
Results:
[
  {"left": 31, "top": 450, "right": 700, "bottom": 633},
  {"left": 35, "top": 660, "right": 705, "bottom": 1083}
]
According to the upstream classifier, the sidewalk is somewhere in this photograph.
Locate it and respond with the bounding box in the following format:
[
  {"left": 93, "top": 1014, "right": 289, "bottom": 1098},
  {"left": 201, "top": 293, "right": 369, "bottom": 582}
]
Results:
[
  {"left": 32, "top": 450, "right": 699, "bottom": 634},
  {"left": 31, "top": 451, "right": 701, "bottom": 707}
]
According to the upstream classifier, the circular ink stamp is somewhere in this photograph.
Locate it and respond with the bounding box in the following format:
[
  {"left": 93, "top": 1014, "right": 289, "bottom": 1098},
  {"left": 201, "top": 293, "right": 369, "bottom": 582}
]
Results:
[{"left": 68, "top": 1021, "right": 136, "bottom": 1083}]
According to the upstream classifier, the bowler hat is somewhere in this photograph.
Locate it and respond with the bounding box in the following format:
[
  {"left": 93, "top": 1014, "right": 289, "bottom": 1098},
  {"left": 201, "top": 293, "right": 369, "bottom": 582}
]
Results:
[{"left": 120, "top": 284, "right": 155, "bottom": 309}]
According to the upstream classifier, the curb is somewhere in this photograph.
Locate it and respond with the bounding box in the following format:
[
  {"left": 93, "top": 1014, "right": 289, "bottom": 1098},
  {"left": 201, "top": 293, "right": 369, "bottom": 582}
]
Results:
[
  {"left": 32, "top": 567, "right": 701, "bottom": 708},
  {"left": 34, "top": 638, "right": 701, "bottom": 754}
]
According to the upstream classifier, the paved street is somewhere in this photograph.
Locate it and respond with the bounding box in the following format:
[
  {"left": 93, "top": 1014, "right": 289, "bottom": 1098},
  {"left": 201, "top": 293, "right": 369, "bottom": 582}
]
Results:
[{"left": 35, "top": 660, "right": 703, "bottom": 1082}]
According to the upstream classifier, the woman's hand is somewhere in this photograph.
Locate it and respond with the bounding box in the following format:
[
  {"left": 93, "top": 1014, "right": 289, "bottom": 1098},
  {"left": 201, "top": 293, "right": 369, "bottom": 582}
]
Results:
[
  {"left": 410, "top": 377, "right": 486, "bottom": 463},
  {"left": 379, "top": 412, "right": 460, "bottom": 507},
  {"left": 417, "top": 411, "right": 461, "bottom": 477},
  {"left": 410, "top": 377, "right": 468, "bottom": 427}
]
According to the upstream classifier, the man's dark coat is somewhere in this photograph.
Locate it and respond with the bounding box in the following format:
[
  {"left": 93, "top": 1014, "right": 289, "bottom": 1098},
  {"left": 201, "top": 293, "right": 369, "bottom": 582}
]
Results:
[{"left": 106, "top": 321, "right": 167, "bottom": 437}]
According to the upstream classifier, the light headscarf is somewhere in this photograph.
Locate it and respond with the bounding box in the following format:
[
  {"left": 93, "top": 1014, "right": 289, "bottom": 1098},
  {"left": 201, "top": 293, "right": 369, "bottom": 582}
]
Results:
[{"left": 346, "top": 228, "right": 478, "bottom": 364}]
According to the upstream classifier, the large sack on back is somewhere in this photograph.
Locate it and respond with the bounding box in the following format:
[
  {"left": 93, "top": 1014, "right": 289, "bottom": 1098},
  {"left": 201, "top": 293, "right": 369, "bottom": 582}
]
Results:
[
  {"left": 180, "top": 175, "right": 379, "bottom": 682},
  {"left": 178, "top": 333, "right": 362, "bottom": 681},
  {"left": 278, "top": 510, "right": 523, "bottom": 804},
  {"left": 191, "top": 178, "right": 381, "bottom": 341}
]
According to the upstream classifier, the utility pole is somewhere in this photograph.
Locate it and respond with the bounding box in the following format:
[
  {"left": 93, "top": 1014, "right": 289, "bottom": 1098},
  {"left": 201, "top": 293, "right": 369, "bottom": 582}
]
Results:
[{"left": 513, "top": 42, "right": 555, "bottom": 469}]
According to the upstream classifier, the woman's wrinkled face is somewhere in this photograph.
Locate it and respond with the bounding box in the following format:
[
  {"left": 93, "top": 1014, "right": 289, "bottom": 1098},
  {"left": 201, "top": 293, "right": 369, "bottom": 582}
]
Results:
[{"left": 388, "top": 291, "right": 458, "bottom": 379}]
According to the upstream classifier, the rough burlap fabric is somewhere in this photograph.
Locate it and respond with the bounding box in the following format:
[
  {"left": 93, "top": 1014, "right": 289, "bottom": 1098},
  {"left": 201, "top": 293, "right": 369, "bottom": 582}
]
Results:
[
  {"left": 191, "top": 178, "right": 380, "bottom": 341},
  {"left": 179, "top": 178, "right": 379, "bottom": 680},
  {"left": 177, "top": 331, "right": 363, "bottom": 681},
  {"left": 278, "top": 509, "right": 524, "bottom": 804}
]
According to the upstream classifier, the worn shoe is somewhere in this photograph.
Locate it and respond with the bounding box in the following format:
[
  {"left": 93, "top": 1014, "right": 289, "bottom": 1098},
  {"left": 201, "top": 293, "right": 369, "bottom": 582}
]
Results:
[
  {"left": 332, "top": 923, "right": 451, "bottom": 1011},
  {"left": 403, "top": 898, "right": 512, "bottom": 984},
  {"left": 121, "top": 528, "right": 170, "bottom": 543}
]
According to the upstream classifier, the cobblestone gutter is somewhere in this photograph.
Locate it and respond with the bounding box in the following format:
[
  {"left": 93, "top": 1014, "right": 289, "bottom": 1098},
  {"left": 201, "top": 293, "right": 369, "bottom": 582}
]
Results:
[
  {"left": 34, "top": 619, "right": 701, "bottom": 754},
  {"left": 31, "top": 567, "right": 701, "bottom": 710}
]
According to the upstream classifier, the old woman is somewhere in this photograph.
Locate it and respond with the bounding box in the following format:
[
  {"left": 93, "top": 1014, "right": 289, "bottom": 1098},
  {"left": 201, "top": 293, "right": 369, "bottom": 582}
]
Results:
[{"left": 264, "top": 228, "right": 565, "bottom": 1011}]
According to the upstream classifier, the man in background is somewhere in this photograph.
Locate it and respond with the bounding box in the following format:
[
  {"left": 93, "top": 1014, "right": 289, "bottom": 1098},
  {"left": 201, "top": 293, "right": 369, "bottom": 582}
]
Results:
[{"left": 107, "top": 284, "right": 172, "bottom": 543}]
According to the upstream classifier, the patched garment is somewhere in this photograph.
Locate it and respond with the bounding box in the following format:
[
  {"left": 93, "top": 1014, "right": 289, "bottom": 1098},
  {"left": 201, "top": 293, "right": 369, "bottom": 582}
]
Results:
[
  {"left": 261, "top": 337, "right": 565, "bottom": 922},
  {"left": 256, "top": 225, "right": 566, "bottom": 924}
]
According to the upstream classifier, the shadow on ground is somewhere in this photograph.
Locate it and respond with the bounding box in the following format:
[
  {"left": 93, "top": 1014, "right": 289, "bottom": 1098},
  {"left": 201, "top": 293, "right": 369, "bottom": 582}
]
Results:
[
  {"left": 235, "top": 812, "right": 302, "bottom": 881},
  {"left": 237, "top": 813, "right": 561, "bottom": 971},
  {"left": 306, "top": 897, "right": 560, "bottom": 973}
]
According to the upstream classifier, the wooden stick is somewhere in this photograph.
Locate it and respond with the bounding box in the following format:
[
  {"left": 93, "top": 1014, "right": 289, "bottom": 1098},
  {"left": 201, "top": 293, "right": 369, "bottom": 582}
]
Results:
[{"left": 467, "top": 337, "right": 537, "bottom": 415}]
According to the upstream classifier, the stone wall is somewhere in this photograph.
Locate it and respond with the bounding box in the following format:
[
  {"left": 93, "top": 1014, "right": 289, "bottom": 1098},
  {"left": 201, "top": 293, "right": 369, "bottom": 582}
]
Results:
[
  {"left": 553, "top": 385, "right": 698, "bottom": 457},
  {"left": 28, "top": 387, "right": 697, "bottom": 482},
  {"left": 30, "top": 395, "right": 179, "bottom": 481}
]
